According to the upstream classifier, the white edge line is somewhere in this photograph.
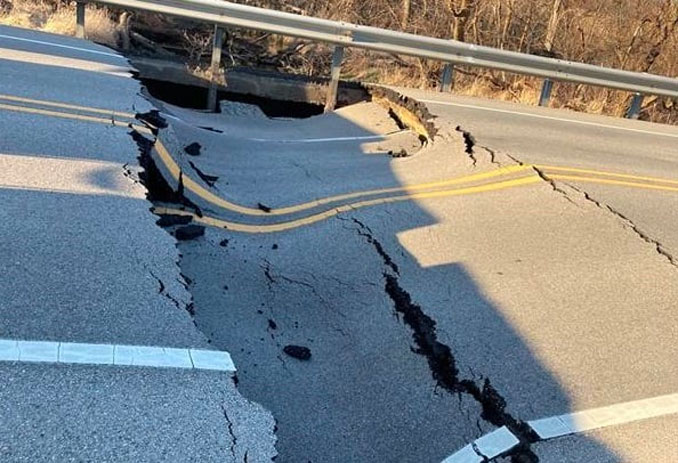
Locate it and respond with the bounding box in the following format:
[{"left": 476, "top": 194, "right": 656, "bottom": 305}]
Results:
[
  {"left": 442, "top": 392, "right": 678, "bottom": 462},
  {"left": 528, "top": 392, "right": 678, "bottom": 440},
  {"left": 249, "top": 134, "right": 387, "bottom": 143},
  {"left": 0, "top": 338, "right": 236, "bottom": 373},
  {"left": 247, "top": 129, "right": 410, "bottom": 143},
  {"left": 419, "top": 99, "right": 678, "bottom": 139},
  {"left": 0, "top": 33, "right": 125, "bottom": 59},
  {"left": 441, "top": 426, "right": 518, "bottom": 462}
]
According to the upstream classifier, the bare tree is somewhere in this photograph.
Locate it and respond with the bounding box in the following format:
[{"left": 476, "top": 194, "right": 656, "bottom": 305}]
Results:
[
  {"left": 401, "top": 0, "right": 411, "bottom": 30},
  {"left": 449, "top": 0, "right": 476, "bottom": 42},
  {"left": 544, "top": 0, "right": 562, "bottom": 53}
]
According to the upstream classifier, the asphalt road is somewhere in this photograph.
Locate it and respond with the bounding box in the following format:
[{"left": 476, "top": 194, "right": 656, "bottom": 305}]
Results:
[
  {"left": 401, "top": 88, "right": 678, "bottom": 257},
  {"left": 2, "top": 23, "right": 678, "bottom": 463},
  {"left": 146, "top": 87, "right": 678, "bottom": 461},
  {"left": 0, "top": 25, "right": 275, "bottom": 462}
]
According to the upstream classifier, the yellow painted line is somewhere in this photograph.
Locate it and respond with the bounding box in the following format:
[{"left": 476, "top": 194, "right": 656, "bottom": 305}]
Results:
[
  {"left": 549, "top": 174, "right": 678, "bottom": 193},
  {"left": 155, "top": 139, "right": 532, "bottom": 216},
  {"left": 539, "top": 165, "right": 678, "bottom": 186},
  {"left": 153, "top": 176, "right": 541, "bottom": 233},
  {"left": 0, "top": 102, "right": 151, "bottom": 134},
  {"left": 0, "top": 93, "right": 136, "bottom": 119}
]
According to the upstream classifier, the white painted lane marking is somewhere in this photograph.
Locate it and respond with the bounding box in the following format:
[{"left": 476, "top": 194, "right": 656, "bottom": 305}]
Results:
[
  {"left": 163, "top": 112, "right": 407, "bottom": 142},
  {"left": 0, "top": 338, "right": 236, "bottom": 372},
  {"left": 474, "top": 426, "right": 520, "bottom": 459},
  {"left": 18, "top": 340, "right": 59, "bottom": 362},
  {"left": 441, "top": 444, "right": 483, "bottom": 463},
  {"left": 248, "top": 132, "right": 406, "bottom": 143},
  {"left": 250, "top": 135, "right": 384, "bottom": 143},
  {"left": 190, "top": 349, "right": 237, "bottom": 372},
  {"left": 0, "top": 33, "right": 124, "bottom": 59},
  {"left": 60, "top": 342, "right": 114, "bottom": 365},
  {"left": 442, "top": 426, "right": 519, "bottom": 462},
  {"left": 418, "top": 99, "right": 678, "bottom": 140},
  {"left": 114, "top": 345, "right": 194, "bottom": 369},
  {"left": 442, "top": 393, "right": 678, "bottom": 462},
  {"left": 529, "top": 392, "right": 678, "bottom": 440}
]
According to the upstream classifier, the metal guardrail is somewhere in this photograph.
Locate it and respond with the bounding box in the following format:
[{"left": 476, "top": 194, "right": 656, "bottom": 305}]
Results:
[{"left": 76, "top": 0, "right": 678, "bottom": 114}]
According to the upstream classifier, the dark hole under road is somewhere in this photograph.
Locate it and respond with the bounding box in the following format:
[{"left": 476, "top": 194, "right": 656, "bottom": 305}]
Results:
[{"left": 140, "top": 78, "right": 324, "bottom": 118}]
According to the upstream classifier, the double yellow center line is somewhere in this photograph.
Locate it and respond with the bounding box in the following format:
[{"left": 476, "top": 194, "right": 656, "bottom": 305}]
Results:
[
  {"left": 0, "top": 93, "right": 148, "bottom": 132},
  {"left": 1, "top": 93, "right": 677, "bottom": 234}
]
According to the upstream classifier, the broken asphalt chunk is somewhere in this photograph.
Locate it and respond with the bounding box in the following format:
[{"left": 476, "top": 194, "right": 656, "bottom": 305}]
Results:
[
  {"left": 156, "top": 214, "right": 193, "bottom": 227},
  {"left": 175, "top": 225, "right": 205, "bottom": 241},
  {"left": 283, "top": 345, "right": 311, "bottom": 361},
  {"left": 184, "top": 142, "right": 202, "bottom": 156}
]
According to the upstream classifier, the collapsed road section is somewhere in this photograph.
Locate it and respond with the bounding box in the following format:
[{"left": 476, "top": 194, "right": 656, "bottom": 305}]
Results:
[
  {"left": 133, "top": 91, "right": 543, "bottom": 462},
  {"left": 136, "top": 83, "right": 678, "bottom": 463}
]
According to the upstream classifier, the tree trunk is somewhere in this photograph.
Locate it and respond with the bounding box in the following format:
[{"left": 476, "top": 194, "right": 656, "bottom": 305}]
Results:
[
  {"left": 452, "top": 0, "right": 475, "bottom": 42},
  {"left": 401, "top": 0, "right": 411, "bottom": 30},
  {"left": 544, "top": 0, "right": 562, "bottom": 53}
]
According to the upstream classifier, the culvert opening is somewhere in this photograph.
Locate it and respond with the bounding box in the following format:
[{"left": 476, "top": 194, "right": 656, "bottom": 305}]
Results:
[{"left": 140, "top": 78, "right": 323, "bottom": 118}]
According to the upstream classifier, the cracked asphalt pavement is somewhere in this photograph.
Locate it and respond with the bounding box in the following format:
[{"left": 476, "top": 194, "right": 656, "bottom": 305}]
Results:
[
  {"left": 0, "top": 26, "right": 276, "bottom": 462},
  {"left": 2, "top": 23, "right": 678, "bottom": 463},
  {"left": 146, "top": 83, "right": 678, "bottom": 461}
]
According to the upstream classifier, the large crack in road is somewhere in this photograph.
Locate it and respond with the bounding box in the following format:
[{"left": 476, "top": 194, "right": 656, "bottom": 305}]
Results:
[
  {"left": 130, "top": 105, "right": 548, "bottom": 461},
  {"left": 130, "top": 105, "right": 675, "bottom": 463},
  {"left": 344, "top": 217, "right": 540, "bottom": 463}
]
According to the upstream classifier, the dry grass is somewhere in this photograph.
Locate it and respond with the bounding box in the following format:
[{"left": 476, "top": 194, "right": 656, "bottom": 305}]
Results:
[{"left": 0, "top": 0, "right": 118, "bottom": 46}]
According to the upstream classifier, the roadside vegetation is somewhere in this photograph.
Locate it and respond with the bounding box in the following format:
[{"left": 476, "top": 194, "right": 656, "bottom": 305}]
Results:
[{"left": 1, "top": 0, "right": 676, "bottom": 123}]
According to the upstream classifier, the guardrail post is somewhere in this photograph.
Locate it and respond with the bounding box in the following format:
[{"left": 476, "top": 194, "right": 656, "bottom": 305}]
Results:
[
  {"left": 625, "top": 93, "right": 643, "bottom": 119},
  {"left": 440, "top": 64, "right": 454, "bottom": 92},
  {"left": 538, "top": 78, "right": 553, "bottom": 107},
  {"left": 75, "top": 2, "right": 86, "bottom": 39},
  {"left": 324, "top": 45, "right": 344, "bottom": 113},
  {"left": 207, "top": 25, "right": 224, "bottom": 112}
]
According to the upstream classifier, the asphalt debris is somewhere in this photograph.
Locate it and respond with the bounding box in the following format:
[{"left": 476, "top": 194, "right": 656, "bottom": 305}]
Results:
[
  {"left": 390, "top": 148, "right": 410, "bottom": 158},
  {"left": 156, "top": 214, "right": 193, "bottom": 227},
  {"left": 283, "top": 345, "right": 311, "bottom": 361},
  {"left": 175, "top": 225, "right": 206, "bottom": 241},
  {"left": 258, "top": 203, "right": 272, "bottom": 213},
  {"left": 184, "top": 142, "right": 202, "bottom": 157}
]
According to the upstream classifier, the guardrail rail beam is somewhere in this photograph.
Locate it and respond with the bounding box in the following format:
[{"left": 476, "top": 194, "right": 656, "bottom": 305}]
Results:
[{"left": 74, "top": 0, "right": 678, "bottom": 118}]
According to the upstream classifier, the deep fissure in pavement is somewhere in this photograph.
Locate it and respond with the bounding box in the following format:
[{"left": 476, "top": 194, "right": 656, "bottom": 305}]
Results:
[
  {"left": 456, "top": 125, "right": 477, "bottom": 166},
  {"left": 132, "top": 103, "right": 547, "bottom": 461},
  {"left": 350, "top": 218, "right": 540, "bottom": 462},
  {"left": 129, "top": 118, "right": 210, "bottom": 334},
  {"left": 131, "top": 114, "right": 204, "bottom": 218}
]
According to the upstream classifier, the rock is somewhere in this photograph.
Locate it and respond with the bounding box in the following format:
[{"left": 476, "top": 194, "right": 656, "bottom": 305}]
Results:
[
  {"left": 184, "top": 142, "right": 202, "bottom": 156},
  {"left": 283, "top": 345, "right": 311, "bottom": 361}
]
